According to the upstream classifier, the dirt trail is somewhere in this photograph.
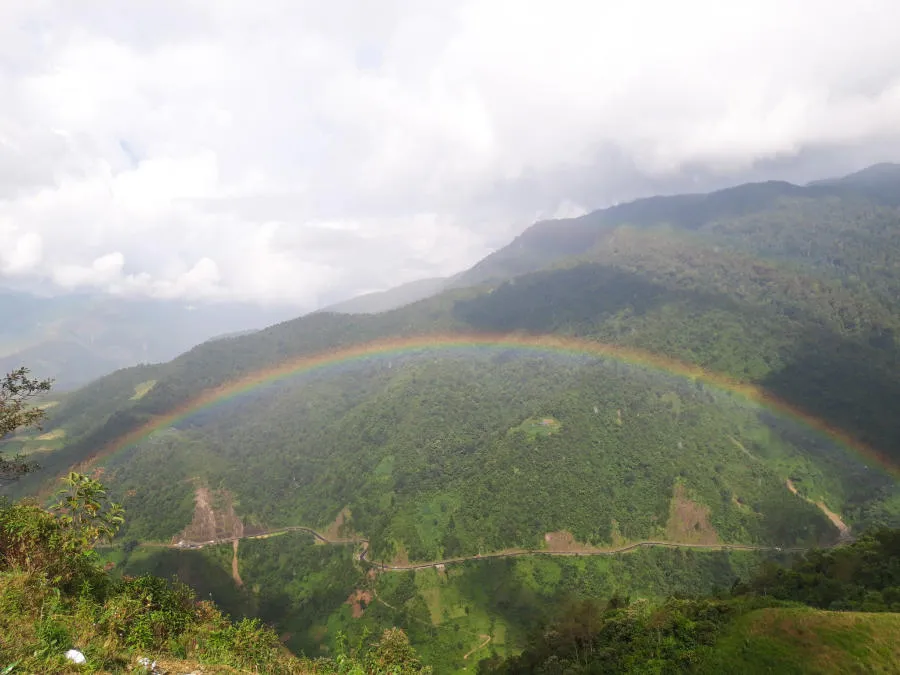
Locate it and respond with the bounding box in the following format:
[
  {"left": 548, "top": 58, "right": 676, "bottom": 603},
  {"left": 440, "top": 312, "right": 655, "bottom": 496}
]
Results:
[
  {"left": 786, "top": 479, "right": 851, "bottom": 540},
  {"left": 728, "top": 436, "right": 758, "bottom": 461},
  {"left": 363, "top": 540, "right": 810, "bottom": 571},
  {"left": 463, "top": 635, "right": 492, "bottom": 660},
  {"left": 231, "top": 539, "right": 243, "bottom": 587}
]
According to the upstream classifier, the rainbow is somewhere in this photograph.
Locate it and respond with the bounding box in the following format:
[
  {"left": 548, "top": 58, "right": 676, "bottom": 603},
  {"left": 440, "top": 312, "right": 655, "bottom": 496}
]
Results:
[{"left": 84, "top": 332, "right": 897, "bottom": 479}]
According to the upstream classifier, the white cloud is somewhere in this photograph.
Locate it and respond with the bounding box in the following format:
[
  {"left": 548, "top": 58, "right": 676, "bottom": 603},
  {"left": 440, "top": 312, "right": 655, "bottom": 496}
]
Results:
[
  {"left": 0, "top": 0, "right": 899, "bottom": 307},
  {"left": 0, "top": 230, "right": 43, "bottom": 274},
  {"left": 53, "top": 251, "right": 124, "bottom": 288}
]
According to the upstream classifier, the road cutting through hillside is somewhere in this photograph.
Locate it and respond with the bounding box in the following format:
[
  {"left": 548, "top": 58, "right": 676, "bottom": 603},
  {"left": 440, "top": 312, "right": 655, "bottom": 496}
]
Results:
[{"left": 163, "top": 525, "right": 825, "bottom": 571}]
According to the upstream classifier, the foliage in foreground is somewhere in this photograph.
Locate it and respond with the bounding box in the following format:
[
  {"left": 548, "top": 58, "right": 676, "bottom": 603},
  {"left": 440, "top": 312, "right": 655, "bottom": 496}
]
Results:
[
  {"left": 0, "top": 367, "right": 52, "bottom": 484},
  {"left": 0, "top": 490, "right": 429, "bottom": 674}
]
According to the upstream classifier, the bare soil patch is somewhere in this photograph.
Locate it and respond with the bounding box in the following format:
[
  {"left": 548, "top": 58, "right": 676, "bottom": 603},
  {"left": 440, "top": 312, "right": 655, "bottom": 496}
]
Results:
[
  {"left": 175, "top": 485, "right": 245, "bottom": 544},
  {"left": 786, "top": 479, "right": 850, "bottom": 540},
  {"left": 391, "top": 544, "right": 410, "bottom": 568},
  {"left": 543, "top": 530, "right": 600, "bottom": 553},
  {"left": 665, "top": 483, "right": 719, "bottom": 545},
  {"left": 346, "top": 589, "right": 374, "bottom": 618},
  {"left": 323, "top": 506, "right": 353, "bottom": 540},
  {"left": 231, "top": 539, "right": 243, "bottom": 587}
]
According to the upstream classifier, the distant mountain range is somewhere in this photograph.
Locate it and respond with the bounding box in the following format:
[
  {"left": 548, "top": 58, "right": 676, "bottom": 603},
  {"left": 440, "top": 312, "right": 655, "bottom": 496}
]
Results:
[{"left": 0, "top": 292, "right": 292, "bottom": 390}]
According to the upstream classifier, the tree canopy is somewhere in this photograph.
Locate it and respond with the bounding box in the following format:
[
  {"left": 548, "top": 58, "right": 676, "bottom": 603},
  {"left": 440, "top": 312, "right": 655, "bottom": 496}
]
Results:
[{"left": 0, "top": 367, "right": 52, "bottom": 484}]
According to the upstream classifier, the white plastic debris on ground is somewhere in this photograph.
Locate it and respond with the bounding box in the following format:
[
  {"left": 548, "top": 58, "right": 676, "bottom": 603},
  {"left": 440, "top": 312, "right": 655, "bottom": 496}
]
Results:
[
  {"left": 64, "top": 649, "right": 86, "bottom": 664},
  {"left": 137, "top": 656, "right": 164, "bottom": 673}
]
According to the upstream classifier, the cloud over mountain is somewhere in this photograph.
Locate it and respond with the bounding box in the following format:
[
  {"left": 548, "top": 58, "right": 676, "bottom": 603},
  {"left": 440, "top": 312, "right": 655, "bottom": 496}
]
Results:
[{"left": 2, "top": 0, "right": 899, "bottom": 307}]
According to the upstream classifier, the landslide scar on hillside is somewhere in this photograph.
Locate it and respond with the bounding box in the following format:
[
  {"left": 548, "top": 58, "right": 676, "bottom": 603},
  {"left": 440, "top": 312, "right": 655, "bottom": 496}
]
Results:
[
  {"left": 665, "top": 483, "right": 719, "bottom": 545},
  {"left": 323, "top": 506, "right": 354, "bottom": 541},
  {"left": 174, "top": 485, "right": 245, "bottom": 544},
  {"left": 785, "top": 479, "right": 851, "bottom": 540}
]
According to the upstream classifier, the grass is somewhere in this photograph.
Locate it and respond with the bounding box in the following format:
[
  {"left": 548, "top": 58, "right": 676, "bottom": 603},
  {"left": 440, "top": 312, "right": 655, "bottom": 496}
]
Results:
[
  {"left": 8, "top": 435, "right": 67, "bottom": 457},
  {"left": 35, "top": 428, "right": 66, "bottom": 441},
  {"left": 130, "top": 380, "right": 157, "bottom": 400},
  {"left": 400, "top": 567, "right": 514, "bottom": 672},
  {"left": 699, "top": 607, "right": 900, "bottom": 674},
  {"left": 0, "top": 499, "right": 316, "bottom": 674},
  {"left": 510, "top": 416, "right": 561, "bottom": 438},
  {"left": 0, "top": 568, "right": 300, "bottom": 674}
]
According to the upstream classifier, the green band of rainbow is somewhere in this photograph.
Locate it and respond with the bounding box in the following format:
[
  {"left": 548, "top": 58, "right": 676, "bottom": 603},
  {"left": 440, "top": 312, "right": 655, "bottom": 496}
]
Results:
[{"left": 86, "top": 332, "right": 896, "bottom": 480}]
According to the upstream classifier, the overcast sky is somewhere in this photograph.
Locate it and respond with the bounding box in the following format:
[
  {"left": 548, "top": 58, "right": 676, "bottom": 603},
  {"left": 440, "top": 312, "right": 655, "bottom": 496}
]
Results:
[{"left": 2, "top": 1, "right": 900, "bottom": 309}]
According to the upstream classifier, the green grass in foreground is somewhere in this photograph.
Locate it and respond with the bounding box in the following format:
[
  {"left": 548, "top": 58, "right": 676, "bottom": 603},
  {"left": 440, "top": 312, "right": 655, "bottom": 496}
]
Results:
[{"left": 699, "top": 607, "right": 900, "bottom": 674}]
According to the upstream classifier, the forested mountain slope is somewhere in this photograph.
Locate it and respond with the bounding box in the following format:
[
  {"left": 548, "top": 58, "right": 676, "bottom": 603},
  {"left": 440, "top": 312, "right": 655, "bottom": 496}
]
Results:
[
  {"left": 5, "top": 164, "right": 900, "bottom": 669},
  {"left": 455, "top": 165, "right": 900, "bottom": 289}
]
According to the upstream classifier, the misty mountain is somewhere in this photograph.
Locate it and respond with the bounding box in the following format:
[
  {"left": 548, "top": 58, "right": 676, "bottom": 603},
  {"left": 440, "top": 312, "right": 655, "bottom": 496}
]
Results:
[
  {"left": 454, "top": 165, "right": 900, "bottom": 287},
  {"left": 0, "top": 291, "right": 294, "bottom": 390},
  {"left": 317, "top": 276, "right": 449, "bottom": 315},
  {"left": 809, "top": 162, "right": 900, "bottom": 205}
]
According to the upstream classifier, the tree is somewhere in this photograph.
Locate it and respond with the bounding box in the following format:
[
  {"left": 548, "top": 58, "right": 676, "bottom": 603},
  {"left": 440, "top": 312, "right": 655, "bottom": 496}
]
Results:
[
  {"left": 0, "top": 367, "right": 53, "bottom": 483},
  {"left": 51, "top": 472, "right": 125, "bottom": 550}
]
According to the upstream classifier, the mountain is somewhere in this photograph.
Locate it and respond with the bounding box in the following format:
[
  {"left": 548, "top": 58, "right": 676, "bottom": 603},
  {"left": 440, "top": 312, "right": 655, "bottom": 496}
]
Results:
[
  {"left": 319, "top": 276, "right": 449, "bottom": 314},
  {"left": 0, "top": 291, "right": 293, "bottom": 390},
  {"left": 809, "top": 161, "right": 900, "bottom": 205},
  {"left": 7, "top": 163, "right": 900, "bottom": 670},
  {"left": 452, "top": 171, "right": 900, "bottom": 288}
]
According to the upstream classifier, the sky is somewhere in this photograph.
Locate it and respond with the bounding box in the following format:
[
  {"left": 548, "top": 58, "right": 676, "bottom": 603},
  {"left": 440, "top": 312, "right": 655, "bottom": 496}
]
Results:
[{"left": 2, "top": 1, "right": 900, "bottom": 310}]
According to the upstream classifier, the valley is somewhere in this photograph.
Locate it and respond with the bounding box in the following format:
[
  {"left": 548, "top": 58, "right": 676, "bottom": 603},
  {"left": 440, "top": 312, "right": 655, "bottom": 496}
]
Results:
[{"left": 4, "top": 165, "right": 900, "bottom": 672}]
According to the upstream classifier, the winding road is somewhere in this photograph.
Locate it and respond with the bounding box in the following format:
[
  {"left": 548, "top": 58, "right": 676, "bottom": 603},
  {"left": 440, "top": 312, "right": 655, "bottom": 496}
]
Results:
[
  {"left": 166, "top": 525, "right": 815, "bottom": 572},
  {"left": 157, "top": 478, "right": 851, "bottom": 571},
  {"left": 124, "top": 522, "right": 842, "bottom": 664}
]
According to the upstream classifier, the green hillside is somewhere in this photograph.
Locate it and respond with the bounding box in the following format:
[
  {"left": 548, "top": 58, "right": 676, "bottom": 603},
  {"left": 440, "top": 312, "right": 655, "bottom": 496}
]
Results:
[
  {"left": 114, "top": 532, "right": 780, "bottom": 669},
  {"left": 102, "top": 523, "right": 900, "bottom": 673},
  {"left": 480, "top": 529, "right": 900, "bottom": 673},
  {"left": 6, "top": 475, "right": 899, "bottom": 673},
  {"left": 5, "top": 166, "right": 900, "bottom": 670},
  {"left": 101, "top": 352, "right": 863, "bottom": 558},
  {"left": 698, "top": 608, "right": 900, "bottom": 674}
]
